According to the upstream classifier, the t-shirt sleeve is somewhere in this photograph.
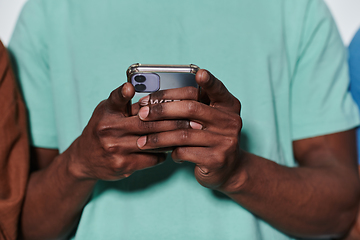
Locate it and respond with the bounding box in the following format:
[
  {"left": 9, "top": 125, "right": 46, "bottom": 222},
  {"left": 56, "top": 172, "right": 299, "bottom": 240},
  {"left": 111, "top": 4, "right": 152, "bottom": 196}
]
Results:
[
  {"left": 8, "top": 0, "right": 58, "bottom": 149},
  {"left": 291, "top": 0, "right": 360, "bottom": 140}
]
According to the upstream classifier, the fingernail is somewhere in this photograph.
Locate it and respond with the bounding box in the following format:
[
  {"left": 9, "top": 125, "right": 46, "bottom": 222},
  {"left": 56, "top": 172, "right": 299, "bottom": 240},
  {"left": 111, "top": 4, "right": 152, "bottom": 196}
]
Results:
[
  {"left": 201, "top": 70, "right": 210, "bottom": 81},
  {"left": 139, "top": 95, "right": 150, "bottom": 106},
  {"left": 121, "top": 88, "right": 127, "bottom": 99},
  {"left": 137, "top": 136, "right": 147, "bottom": 148},
  {"left": 138, "top": 106, "right": 149, "bottom": 120},
  {"left": 190, "top": 121, "right": 203, "bottom": 130},
  {"left": 122, "top": 83, "right": 131, "bottom": 99}
]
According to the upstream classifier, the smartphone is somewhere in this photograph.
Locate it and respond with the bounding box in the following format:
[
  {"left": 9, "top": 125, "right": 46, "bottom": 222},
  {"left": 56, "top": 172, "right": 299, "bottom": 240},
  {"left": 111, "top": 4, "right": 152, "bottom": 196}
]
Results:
[{"left": 127, "top": 63, "right": 200, "bottom": 106}]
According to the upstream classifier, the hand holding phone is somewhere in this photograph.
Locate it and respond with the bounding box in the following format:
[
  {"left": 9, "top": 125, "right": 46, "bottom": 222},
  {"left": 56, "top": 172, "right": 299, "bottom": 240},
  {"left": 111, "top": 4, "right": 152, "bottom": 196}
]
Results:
[{"left": 135, "top": 68, "right": 243, "bottom": 192}]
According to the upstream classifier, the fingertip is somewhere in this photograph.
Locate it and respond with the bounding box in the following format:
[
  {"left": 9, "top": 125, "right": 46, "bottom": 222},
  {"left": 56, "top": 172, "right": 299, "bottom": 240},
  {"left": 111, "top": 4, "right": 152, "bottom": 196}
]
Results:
[
  {"left": 190, "top": 121, "right": 203, "bottom": 130},
  {"left": 137, "top": 136, "right": 147, "bottom": 148},
  {"left": 138, "top": 106, "right": 150, "bottom": 120},
  {"left": 196, "top": 69, "right": 211, "bottom": 86},
  {"left": 122, "top": 82, "right": 135, "bottom": 99}
]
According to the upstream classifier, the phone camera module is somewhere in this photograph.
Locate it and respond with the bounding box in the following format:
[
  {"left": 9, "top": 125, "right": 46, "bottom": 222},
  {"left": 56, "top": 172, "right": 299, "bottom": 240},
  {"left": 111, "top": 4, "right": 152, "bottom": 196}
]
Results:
[
  {"left": 135, "top": 75, "right": 146, "bottom": 83},
  {"left": 132, "top": 73, "right": 159, "bottom": 93},
  {"left": 135, "top": 84, "right": 146, "bottom": 92}
]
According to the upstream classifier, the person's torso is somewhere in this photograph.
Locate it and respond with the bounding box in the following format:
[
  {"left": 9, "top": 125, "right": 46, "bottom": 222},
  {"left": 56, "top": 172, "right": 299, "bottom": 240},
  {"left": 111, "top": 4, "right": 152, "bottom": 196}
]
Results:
[{"left": 39, "top": 0, "right": 311, "bottom": 239}]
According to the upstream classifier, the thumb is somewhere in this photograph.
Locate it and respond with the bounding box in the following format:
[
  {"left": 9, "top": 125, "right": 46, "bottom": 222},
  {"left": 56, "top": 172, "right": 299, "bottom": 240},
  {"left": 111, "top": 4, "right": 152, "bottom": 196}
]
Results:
[
  {"left": 107, "top": 82, "right": 135, "bottom": 115},
  {"left": 196, "top": 69, "right": 240, "bottom": 113}
]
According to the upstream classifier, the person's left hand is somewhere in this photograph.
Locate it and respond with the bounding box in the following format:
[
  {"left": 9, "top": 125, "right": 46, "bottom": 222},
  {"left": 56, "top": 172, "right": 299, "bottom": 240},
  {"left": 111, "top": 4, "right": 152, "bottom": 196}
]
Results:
[{"left": 136, "top": 69, "right": 244, "bottom": 192}]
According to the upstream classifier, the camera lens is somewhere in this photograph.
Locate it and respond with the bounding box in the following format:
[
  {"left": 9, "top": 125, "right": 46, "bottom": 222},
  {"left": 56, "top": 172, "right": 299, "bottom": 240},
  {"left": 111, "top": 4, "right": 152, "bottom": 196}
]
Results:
[
  {"left": 135, "top": 84, "right": 146, "bottom": 92},
  {"left": 135, "top": 75, "right": 146, "bottom": 83}
]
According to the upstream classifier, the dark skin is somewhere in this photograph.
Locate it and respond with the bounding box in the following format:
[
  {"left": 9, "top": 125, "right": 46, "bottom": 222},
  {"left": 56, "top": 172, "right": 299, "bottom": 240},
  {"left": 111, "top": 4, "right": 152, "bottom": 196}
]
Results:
[
  {"left": 20, "top": 69, "right": 360, "bottom": 240},
  {"left": 342, "top": 167, "right": 360, "bottom": 240}
]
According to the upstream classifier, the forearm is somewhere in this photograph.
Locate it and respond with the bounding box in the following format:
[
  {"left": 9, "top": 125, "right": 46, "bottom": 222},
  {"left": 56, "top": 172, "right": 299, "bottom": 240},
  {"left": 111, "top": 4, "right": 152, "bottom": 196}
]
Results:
[
  {"left": 21, "top": 149, "right": 96, "bottom": 240},
  {"left": 223, "top": 151, "right": 360, "bottom": 238}
]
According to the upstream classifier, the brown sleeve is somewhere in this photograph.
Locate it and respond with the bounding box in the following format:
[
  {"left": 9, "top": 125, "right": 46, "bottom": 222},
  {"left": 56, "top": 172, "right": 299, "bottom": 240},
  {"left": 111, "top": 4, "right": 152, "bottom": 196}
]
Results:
[{"left": 0, "top": 41, "right": 29, "bottom": 240}]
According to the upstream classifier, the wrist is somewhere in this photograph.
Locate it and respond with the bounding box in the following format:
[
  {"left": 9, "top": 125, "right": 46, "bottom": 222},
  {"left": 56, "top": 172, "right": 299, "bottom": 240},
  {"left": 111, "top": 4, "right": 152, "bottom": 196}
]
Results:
[
  {"left": 219, "top": 150, "right": 250, "bottom": 194},
  {"left": 63, "top": 138, "right": 97, "bottom": 182}
]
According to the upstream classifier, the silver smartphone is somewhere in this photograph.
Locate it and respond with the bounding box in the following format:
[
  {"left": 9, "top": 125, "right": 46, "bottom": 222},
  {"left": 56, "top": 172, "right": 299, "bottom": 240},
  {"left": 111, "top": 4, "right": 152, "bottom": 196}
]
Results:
[{"left": 127, "top": 63, "right": 200, "bottom": 105}]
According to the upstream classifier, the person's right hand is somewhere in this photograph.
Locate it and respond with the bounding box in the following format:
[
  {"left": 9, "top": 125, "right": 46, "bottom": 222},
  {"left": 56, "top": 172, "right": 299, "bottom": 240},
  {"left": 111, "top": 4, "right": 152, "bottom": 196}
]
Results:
[{"left": 65, "top": 83, "right": 192, "bottom": 181}]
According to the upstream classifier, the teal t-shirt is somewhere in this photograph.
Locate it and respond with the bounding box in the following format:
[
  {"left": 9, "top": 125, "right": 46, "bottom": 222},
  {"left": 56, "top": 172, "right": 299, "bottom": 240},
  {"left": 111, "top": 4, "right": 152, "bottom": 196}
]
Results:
[{"left": 9, "top": 0, "right": 360, "bottom": 239}]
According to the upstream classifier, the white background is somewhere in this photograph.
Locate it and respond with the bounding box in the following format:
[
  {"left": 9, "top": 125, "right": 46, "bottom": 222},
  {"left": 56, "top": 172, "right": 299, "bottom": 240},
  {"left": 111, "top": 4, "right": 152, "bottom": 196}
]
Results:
[{"left": 0, "top": 0, "right": 360, "bottom": 46}]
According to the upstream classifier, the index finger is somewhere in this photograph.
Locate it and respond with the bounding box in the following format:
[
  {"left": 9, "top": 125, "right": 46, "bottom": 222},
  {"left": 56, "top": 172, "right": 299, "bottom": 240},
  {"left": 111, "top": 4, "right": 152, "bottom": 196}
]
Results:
[{"left": 196, "top": 69, "right": 240, "bottom": 113}]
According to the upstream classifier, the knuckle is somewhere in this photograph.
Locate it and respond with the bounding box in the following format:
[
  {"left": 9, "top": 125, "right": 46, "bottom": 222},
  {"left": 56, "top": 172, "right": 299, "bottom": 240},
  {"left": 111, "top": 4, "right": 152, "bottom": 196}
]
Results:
[
  {"left": 138, "top": 120, "right": 156, "bottom": 130},
  {"left": 176, "top": 120, "right": 190, "bottom": 129},
  {"left": 109, "top": 158, "right": 126, "bottom": 173},
  {"left": 147, "top": 134, "right": 159, "bottom": 144},
  {"left": 223, "top": 136, "right": 239, "bottom": 152},
  {"left": 186, "top": 101, "right": 201, "bottom": 116},
  {"left": 185, "top": 86, "right": 199, "bottom": 98},
  {"left": 102, "top": 142, "right": 119, "bottom": 154},
  {"left": 180, "top": 129, "right": 191, "bottom": 141},
  {"left": 151, "top": 103, "right": 164, "bottom": 116},
  {"left": 94, "top": 119, "right": 124, "bottom": 139},
  {"left": 92, "top": 112, "right": 124, "bottom": 139},
  {"left": 94, "top": 121, "right": 111, "bottom": 138},
  {"left": 150, "top": 90, "right": 165, "bottom": 100},
  {"left": 224, "top": 96, "right": 241, "bottom": 113},
  {"left": 228, "top": 115, "right": 242, "bottom": 132}
]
